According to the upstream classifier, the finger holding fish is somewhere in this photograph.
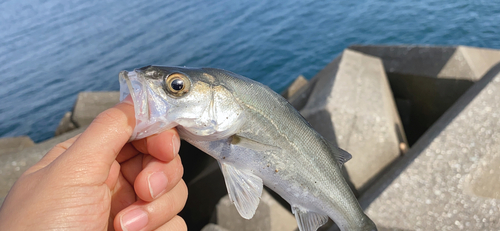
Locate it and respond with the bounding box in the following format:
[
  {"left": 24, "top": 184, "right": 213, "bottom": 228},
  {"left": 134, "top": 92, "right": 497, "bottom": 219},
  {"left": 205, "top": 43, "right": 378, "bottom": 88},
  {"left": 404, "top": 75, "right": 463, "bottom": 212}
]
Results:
[{"left": 130, "top": 128, "right": 180, "bottom": 163}]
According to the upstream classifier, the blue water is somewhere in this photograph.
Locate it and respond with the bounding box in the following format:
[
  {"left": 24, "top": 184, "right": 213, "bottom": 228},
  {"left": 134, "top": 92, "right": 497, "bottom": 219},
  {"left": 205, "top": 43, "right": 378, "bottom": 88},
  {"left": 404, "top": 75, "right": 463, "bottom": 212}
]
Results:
[{"left": 1, "top": 0, "right": 499, "bottom": 142}]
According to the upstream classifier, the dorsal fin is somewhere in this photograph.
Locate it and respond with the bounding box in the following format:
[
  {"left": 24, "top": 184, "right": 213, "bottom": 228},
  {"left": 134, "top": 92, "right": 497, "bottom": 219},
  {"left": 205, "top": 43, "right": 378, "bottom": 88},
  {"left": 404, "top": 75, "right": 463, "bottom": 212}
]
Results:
[
  {"left": 332, "top": 146, "right": 352, "bottom": 167},
  {"left": 292, "top": 206, "right": 329, "bottom": 231}
]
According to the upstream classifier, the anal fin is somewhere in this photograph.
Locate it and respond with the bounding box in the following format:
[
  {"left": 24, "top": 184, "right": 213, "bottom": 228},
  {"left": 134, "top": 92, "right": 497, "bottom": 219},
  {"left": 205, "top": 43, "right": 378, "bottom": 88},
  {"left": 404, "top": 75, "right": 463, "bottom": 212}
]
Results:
[
  {"left": 292, "top": 206, "right": 329, "bottom": 231},
  {"left": 220, "top": 161, "right": 263, "bottom": 219}
]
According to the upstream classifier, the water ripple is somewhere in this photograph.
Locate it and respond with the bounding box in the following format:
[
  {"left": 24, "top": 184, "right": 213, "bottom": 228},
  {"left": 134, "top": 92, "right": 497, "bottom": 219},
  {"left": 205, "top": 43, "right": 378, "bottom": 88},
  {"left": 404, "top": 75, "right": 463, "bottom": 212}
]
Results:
[{"left": 1, "top": 0, "right": 500, "bottom": 142}]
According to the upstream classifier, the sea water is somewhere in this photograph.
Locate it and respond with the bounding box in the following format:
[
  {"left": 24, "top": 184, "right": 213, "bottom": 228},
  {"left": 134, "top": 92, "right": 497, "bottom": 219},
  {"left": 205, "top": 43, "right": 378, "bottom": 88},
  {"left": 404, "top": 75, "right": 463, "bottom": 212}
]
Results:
[{"left": 1, "top": 0, "right": 499, "bottom": 142}]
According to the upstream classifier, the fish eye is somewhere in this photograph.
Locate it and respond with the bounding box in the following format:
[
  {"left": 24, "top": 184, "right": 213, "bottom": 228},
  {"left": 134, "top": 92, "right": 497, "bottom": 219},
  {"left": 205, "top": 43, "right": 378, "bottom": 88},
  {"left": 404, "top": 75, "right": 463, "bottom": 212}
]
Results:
[
  {"left": 171, "top": 78, "right": 184, "bottom": 91},
  {"left": 165, "top": 73, "right": 191, "bottom": 97}
]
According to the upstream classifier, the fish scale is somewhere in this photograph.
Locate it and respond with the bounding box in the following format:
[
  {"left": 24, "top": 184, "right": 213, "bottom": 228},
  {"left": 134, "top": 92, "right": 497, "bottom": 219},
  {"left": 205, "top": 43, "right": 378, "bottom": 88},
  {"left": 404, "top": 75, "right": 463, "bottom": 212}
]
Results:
[{"left": 119, "top": 66, "right": 377, "bottom": 231}]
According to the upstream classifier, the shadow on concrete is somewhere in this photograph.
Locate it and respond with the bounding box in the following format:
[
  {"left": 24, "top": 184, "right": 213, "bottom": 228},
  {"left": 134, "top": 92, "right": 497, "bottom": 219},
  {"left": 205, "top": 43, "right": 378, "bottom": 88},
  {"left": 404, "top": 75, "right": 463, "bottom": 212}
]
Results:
[
  {"left": 306, "top": 110, "right": 338, "bottom": 147},
  {"left": 180, "top": 141, "right": 214, "bottom": 183},
  {"left": 178, "top": 142, "right": 227, "bottom": 231},
  {"left": 388, "top": 73, "right": 474, "bottom": 145},
  {"left": 306, "top": 110, "right": 358, "bottom": 196},
  {"left": 288, "top": 76, "right": 319, "bottom": 111},
  {"left": 349, "top": 45, "right": 457, "bottom": 78}
]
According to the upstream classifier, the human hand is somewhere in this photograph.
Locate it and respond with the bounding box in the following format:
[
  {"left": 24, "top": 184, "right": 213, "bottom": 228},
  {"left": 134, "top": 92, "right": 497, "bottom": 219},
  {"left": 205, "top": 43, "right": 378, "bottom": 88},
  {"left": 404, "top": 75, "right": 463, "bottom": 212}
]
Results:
[{"left": 0, "top": 97, "right": 188, "bottom": 231}]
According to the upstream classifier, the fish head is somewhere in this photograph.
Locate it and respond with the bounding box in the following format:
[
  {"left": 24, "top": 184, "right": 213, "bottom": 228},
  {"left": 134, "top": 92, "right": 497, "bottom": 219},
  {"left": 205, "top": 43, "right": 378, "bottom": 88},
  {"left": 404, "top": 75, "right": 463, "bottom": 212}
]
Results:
[{"left": 119, "top": 66, "right": 244, "bottom": 140}]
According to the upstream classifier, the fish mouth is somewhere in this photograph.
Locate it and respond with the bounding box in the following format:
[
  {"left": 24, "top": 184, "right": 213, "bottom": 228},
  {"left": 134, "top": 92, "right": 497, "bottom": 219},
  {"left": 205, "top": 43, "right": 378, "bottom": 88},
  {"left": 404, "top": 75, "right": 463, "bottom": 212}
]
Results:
[
  {"left": 119, "top": 70, "right": 150, "bottom": 140},
  {"left": 119, "top": 70, "right": 178, "bottom": 140},
  {"left": 119, "top": 70, "right": 159, "bottom": 140},
  {"left": 120, "top": 70, "right": 148, "bottom": 115}
]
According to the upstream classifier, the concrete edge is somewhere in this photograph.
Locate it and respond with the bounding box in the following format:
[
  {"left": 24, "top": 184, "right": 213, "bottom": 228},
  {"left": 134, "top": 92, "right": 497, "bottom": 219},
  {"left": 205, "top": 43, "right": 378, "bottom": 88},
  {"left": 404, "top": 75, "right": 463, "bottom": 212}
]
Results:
[
  {"left": 349, "top": 44, "right": 458, "bottom": 49},
  {"left": 296, "top": 55, "right": 342, "bottom": 113},
  {"left": 67, "top": 92, "right": 82, "bottom": 128}
]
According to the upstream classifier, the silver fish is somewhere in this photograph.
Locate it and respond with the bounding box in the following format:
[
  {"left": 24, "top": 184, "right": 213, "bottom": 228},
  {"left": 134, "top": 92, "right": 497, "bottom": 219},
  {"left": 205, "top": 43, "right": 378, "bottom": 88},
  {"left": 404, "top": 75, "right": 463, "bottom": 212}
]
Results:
[{"left": 119, "top": 66, "right": 377, "bottom": 231}]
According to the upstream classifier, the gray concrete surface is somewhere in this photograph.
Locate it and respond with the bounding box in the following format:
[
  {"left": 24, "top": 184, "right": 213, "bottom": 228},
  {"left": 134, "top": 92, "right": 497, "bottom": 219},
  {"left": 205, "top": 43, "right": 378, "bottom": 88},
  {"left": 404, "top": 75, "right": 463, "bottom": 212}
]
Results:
[
  {"left": 288, "top": 56, "right": 340, "bottom": 111},
  {"left": 0, "top": 136, "right": 35, "bottom": 156},
  {"left": 0, "top": 127, "right": 86, "bottom": 205},
  {"left": 72, "top": 91, "right": 120, "bottom": 127},
  {"left": 217, "top": 190, "right": 297, "bottom": 231},
  {"left": 300, "top": 49, "right": 407, "bottom": 190},
  {"left": 201, "top": 224, "right": 231, "bottom": 231},
  {"left": 438, "top": 46, "right": 500, "bottom": 80},
  {"left": 282, "top": 75, "right": 308, "bottom": 99},
  {"left": 361, "top": 63, "right": 500, "bottom": 230}
]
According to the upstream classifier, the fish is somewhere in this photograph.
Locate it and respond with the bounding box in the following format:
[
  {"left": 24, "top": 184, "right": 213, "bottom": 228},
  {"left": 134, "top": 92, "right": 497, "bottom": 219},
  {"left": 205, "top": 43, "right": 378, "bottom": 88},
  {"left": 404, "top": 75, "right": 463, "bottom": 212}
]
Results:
[{"left": 119, "top": 66, "right": 377, "bottom": 231}]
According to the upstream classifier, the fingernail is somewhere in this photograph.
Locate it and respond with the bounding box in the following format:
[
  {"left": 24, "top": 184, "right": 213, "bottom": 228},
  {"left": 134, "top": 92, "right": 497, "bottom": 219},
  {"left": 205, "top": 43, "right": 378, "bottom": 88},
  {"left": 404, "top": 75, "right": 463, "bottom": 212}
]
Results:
[
  {"left": 121, "top": 208, "right": 148, "bottom": 231},
  {"left": 148, "top": 171, "right": 168, "bottom": 199},
  {"left": 172, "top": 134, "right": 180, "bottom": 158}
]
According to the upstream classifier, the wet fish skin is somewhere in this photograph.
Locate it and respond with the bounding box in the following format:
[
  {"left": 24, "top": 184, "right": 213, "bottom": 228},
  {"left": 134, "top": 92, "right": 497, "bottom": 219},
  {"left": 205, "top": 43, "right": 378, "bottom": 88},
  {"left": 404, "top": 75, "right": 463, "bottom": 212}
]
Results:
[{"left": 119, "top": 66, "right": 377, "bottom": 231}]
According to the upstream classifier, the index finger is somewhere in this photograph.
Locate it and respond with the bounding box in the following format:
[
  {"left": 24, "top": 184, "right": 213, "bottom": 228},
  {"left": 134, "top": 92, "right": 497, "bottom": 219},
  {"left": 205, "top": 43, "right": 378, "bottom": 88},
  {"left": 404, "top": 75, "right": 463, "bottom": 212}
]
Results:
[
  {"left": 56, "top": 98, "right": 136, "bottom": 179},
  {"left": 131, "top": 129, "right": 180, "bottom": 163}
]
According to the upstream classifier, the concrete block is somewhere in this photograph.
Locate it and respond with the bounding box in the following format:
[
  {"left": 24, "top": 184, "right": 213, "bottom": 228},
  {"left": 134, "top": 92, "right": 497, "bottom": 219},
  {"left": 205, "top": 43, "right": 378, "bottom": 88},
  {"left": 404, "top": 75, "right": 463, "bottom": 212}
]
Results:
[
  {"left": 72, "top": 91, "right": 120, "bottom": 127},
  {"left": 217, "top": 190, "right": 297, "bottom": 231},
  {"left": 54, "top": 111, "right": 77, "bottom": 136},
  {"left": 300, "top": 49, "right": 407, "bottom": 190},
  {"left": 201, "top": 224, "right": 230, "bottom": 231},
  {"left": 0, "top": 136, "right": 35, "bottom": 156},
  {"left": 360, "top": 63, "right": 500, "bottom": 230},
  {"left": 0, "top": 127, "right": 86, "bottom": 205},
  {"left": 282, "top": 75, "right": 308, "bottom": 99}
]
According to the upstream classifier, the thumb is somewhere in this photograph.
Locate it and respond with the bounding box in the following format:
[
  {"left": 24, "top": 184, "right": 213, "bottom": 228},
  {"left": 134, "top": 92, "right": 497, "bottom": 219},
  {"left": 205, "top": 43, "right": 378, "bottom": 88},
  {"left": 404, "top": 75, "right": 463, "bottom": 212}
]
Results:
[{"left": 56, "top": 97, "right": 136, "bottom": 180}]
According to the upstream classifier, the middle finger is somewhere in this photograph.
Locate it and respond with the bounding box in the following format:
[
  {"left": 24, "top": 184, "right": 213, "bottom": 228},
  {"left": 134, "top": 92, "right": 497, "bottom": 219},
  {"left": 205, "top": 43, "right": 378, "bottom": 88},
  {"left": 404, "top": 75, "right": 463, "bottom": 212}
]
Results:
[{"left": 134, "top": 155, "right": 183, "bottom": 202}]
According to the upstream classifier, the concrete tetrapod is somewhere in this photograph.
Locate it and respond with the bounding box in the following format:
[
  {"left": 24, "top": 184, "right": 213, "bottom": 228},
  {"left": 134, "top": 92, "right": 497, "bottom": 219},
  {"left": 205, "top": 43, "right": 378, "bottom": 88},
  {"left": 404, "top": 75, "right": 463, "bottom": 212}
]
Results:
[
  {"left": 361, "top": 63, "right": 500, "bottom": 230},
  {"left": 300, "top": 49, "right": 407, "bottom": 192}
]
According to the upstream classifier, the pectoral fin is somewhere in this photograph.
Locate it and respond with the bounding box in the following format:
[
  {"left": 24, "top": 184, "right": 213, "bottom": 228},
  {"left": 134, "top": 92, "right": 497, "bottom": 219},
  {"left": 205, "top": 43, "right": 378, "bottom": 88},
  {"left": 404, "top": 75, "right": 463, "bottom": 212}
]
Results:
[
  {"left": 220, "top": 161, "right": 263, "bottom": 219},
  {"left": 292, "top": 206, "right": 329, "bottom": 231}
]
